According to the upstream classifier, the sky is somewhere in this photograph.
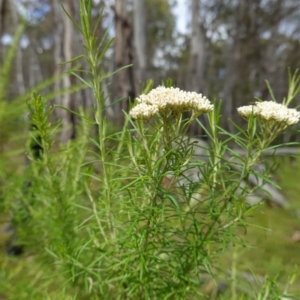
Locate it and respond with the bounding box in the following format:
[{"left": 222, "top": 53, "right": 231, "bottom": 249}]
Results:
[{"left": 173, "top": 0, "right": 189, "bottom": 33}]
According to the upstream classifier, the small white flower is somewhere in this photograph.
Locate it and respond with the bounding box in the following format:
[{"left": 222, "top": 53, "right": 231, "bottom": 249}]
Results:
[
  {"left": 130, "top": 86, "right": 213, "bottom": 119},
  {"left": 129, "top": 103, "right": 158, "bottom": 119},
  {"left": 237, "top": 105, "right": 258, "bottom": 118},
  {"left": 237, "top": 101, "right": 300, "bottom": 127}
]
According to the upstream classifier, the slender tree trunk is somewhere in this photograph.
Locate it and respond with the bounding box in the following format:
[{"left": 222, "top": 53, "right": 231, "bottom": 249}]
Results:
[
  {"left": 53, "top": 0, "right": 76, "bottom": 142},
  {"left": 61, "top": 0, "right": 75, "bottom": 141},
  {"left": 113, "top": 0, "right": 135, "bottom": 124},
  {"left": 53, "top": 0, "right": 64, "bottom": 126},
  {"left": 189, "top": 0, "right": 205, "bottom": 93},
  {"left": 133, "top": 0, "right": 146, "bottom": 94}
]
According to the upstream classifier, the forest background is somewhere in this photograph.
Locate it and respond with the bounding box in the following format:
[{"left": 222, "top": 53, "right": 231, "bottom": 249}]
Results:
[{"left": 1, "top": 0, "right": 300, "bottom": 140}]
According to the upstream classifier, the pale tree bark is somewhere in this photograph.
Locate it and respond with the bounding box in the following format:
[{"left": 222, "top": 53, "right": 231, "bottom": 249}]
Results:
[
  {"left": 53, "top": 0, "right": 76, "bottom": 142},
  {"left": 112, "top": 0, "right": 135, "bottom": 123},
  {"left": 189, "top": 0, "right": 205, "bottom": 93},
  {"left": 60, "top": 0, "right": 74, "bottom": 141},
  {"left": 133, "top": 0, "right": 146, "bottom": 94},
  {"left": 53, "top": 0, "right": 64, "bottom": 122}
]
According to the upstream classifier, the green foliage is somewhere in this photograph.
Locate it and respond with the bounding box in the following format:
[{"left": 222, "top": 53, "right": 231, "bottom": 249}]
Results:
[{"left": 0, "top": 15, "right": 86, "bottom": 216}]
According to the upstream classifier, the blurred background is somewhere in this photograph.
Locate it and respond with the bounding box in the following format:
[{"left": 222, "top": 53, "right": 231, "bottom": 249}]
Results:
[{"left": 1, "top": 0, "right": 300, "bottom": 139}]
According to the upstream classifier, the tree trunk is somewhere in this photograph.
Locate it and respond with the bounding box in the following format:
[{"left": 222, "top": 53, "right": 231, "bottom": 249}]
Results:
[
  {"left": 189, "top": 0, "right": 205, "bottom": 93},
  {"left": 133, "top": 0, "right": 146, "bottom": 94},
  {"left": 61, "top": 0, "right": 75, "bottom": 141},
  {"left": 113, "top": 0, "right": 135, "bottom": 124},
  {"left": 53, "top": 0, "right": 76, "bottom": 142}
]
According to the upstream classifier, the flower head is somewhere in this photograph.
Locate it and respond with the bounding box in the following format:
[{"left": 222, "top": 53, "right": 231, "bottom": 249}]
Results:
[
  {"left": 129, "top": 103, "right": 158, "bottom": 120},
  {"left": 130, "top": 86, "right": 213, "bottom": 119},
  {"left": 237, "top": 101, "right": 300, "bottom": 127}
]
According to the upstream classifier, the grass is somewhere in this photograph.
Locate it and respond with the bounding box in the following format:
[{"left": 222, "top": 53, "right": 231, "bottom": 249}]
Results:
[{"left": 214, "top": 156, "right": 300, "bottom": 298}]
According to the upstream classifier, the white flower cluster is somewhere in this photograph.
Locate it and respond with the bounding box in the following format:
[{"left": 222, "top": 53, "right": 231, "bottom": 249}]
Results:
[
  {"left": 237, "top": 101, "right": 300, "bottom": 127},
  {"left": 130, "top": 86, "right": 213, "bottom": 119}
]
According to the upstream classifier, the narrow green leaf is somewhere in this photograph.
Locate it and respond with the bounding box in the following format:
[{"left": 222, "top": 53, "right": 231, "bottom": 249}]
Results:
[
  {"left": 54, "top": 105, "right": 96, "bottom": 124},
  {"left": 59, "top": 55, "right": 85, "bottom": 65}
]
